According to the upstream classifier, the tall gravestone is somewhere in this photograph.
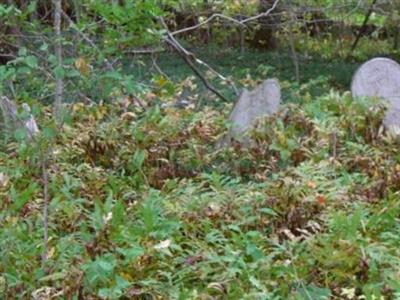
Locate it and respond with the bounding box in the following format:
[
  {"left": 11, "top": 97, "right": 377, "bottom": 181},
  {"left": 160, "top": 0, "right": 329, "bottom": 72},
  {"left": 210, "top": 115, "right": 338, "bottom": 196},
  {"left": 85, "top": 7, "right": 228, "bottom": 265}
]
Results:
[
  {"left": 225, "top": 79, "right": 281, "bottom": 144},
  {"left": 351, "top": 57, "right": 400, "bottom": 134}
]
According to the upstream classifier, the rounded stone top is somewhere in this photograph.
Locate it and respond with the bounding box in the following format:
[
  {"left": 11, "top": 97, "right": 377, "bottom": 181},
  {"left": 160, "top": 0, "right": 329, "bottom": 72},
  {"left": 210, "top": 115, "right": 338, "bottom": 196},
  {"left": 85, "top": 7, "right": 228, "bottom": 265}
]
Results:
[{"left": 351, "top": 57, "right": 400, "bottom": 107}]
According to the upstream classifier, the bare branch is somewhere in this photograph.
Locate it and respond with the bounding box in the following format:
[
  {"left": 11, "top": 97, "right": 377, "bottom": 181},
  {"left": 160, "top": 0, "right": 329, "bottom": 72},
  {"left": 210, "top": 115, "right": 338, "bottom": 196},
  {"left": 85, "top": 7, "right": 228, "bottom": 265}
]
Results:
[
  {"left": 172, "top": 14, "right": 243, "bottom": 36},
  {"left": 241, "top": 0, "right": 281, "bottom": 24},
  {"left": 41, "top": 155, "right": 50, "bottom": 266},
  {"left": 151, "top": 53, "right": 169, "bottom": 80},
  {"left": 61, "top": 10, "right": 115, "bottom": 71},
  {"left": 159, "top": 18, "right": 231, "bottom": 102},
  {"left": 160, "top": 18, "right": 239, "bottom": 97},
  {"left": 166, "top": 39, "right": 230, "bottom": 103},
  {"left": 124, "top": 48, "right": 165, "bottom": 55},
  {"left": 171, "top": 0, "right": 280, "bottom": 36},
  {"left": 350, "top": 0, "right": 379, "bottom": 54}
]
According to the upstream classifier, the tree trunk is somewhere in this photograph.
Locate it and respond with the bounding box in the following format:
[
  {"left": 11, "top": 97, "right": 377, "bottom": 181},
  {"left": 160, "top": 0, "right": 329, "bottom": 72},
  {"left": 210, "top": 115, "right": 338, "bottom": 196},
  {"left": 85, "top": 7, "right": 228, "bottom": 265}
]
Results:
[
  {"left": 288, "top": 12, "right": 300, "bottom": 82},
  {"left": 53, "top": 0, "right": 63, "bottom": 123}
]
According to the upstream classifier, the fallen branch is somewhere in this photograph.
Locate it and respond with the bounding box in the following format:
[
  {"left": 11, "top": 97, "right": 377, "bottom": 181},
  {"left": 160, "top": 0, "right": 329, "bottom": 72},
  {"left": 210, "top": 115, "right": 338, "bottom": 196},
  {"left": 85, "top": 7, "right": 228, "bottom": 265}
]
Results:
[
  {"left": 166, "top": 39, "right": 230, "bottom": 102},
  {"left": 159, "top": 18, "right": 232, "bottom": 102}
]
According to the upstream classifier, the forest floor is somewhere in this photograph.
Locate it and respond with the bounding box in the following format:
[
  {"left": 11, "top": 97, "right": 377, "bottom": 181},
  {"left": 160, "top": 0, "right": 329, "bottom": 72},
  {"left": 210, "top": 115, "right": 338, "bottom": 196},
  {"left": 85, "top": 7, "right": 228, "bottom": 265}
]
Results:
[{"left": 1, "top": 48, "right": 400, "bottom": 299}]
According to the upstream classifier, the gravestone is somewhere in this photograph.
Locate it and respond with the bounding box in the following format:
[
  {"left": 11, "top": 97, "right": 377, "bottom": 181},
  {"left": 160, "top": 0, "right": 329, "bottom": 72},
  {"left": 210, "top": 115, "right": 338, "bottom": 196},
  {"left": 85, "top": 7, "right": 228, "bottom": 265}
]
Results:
[
  {"left": 227, "top": 78, "right": 281, "bottom": 143},
  {"left": 0, "top": 96, "right": 39, "bottom": 140},
  {"left": 351, "top": 57, "right": 400, "bottom": 134}
]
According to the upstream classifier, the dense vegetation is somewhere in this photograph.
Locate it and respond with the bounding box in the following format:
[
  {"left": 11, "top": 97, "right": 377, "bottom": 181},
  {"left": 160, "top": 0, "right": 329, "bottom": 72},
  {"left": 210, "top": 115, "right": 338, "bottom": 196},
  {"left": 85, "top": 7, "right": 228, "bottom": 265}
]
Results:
[{"left": 1, "top": 1, "right": 400, "bottom": 299}]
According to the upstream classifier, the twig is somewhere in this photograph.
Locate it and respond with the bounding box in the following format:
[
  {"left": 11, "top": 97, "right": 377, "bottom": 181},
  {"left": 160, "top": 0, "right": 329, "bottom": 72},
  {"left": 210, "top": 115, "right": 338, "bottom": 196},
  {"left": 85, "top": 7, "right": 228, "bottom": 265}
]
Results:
[
  {"left": 61, "top": 10, "right": 115, "bottom": 71},
  {"left": 331, "top": 131, "right": 337, "bottom": 159},
  {"left": 41, "top": 154, "right": 50, "bottom": 267},
  {"left": 159, "top": 18, "right": 230, "bottom": 102},
  {"left": 78, "top": 93, "right": 96, "bottom": 105},
  {"left": 350, "top": 0, "right": 378, "bottom": 54},
  {"left": 194, "top": 58, "right": 239, "bottom": 96},
  {"left": 160, "top": 18, "right": 238, "bottom": 100},
  {"left": 151, "top": 53, "right": 170, "bottom": 80},
  {"left": 172, "top": 14, "right": 243, "bottom": 36},
  {"left": 171, "top": 0, "right": 280, "bottom": 36},
  {"left": 165, "top": 39, "right": 230, "bottom": 102},
  {"left": 242, "top": 0, "right": 281, "bottom": 24},
  {"left": 124, "top": 48, "right": 165, "bottom": 55}
]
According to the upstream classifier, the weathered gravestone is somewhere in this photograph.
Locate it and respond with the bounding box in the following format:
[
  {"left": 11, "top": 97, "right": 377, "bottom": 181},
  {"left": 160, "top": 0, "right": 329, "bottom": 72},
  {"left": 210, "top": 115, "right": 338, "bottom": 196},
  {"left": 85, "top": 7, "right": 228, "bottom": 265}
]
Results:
[
  {"left": 223, "top": 79, "right": 281, "bottom": 145},
  {"left": 351, "top": 57, "right": 400, "bottom": 134},
  {"left": 0, "top": 96, "right": 39, "bottom": 140}
]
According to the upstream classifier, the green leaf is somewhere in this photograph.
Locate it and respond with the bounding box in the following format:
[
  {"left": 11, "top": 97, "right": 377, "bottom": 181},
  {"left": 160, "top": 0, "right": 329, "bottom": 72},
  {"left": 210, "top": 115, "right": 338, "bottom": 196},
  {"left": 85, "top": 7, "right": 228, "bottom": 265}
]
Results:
[
  {"left": 66, "top": 69, "right": 81, "bottom": 78},
  {"left": 53, "top": 66, "right": 65, "bottom": 79},
  {"left": 111, "top": 200, "right": 126, "bottom": 226},
  {"left": 132, "top": 149, "right": 146, "bottom": 170},
  {"left": 246, "top": 244, "right": 263, "bottom": 261},
  {"left": 18, "top": 47, "right": 27, "bottom": 56},
  {"left": 39, "top": 272, "right": 66, "bottom": 282},
  {"left": 104, "top": 71, "right": 123, "bottom": 80},
  {"left": 295, "top": 284, "right": 331, "bottom": 300},
  {"left": 43, "top": 127, "right": 57, "bottom": 139},
  {"left": 27, "top": 1, "right": 37, "bottom": 13},
  {"left": 39, "top": 43, "right": 48, "bottom": 51},
  {"left": 117, "top": 246, "right": 144, "bottom": 261},
  {"left": 259, "top": 207, "right": 277, "bottom": 216},
  {"left": 14, "top": 128, "right": 28, "bottom": 141},
  {"left": 11, "top": 183, "right": 38, "bottom": 212},
  {"left": 25, "top": 56, "right": 38, "bottom": 68}
]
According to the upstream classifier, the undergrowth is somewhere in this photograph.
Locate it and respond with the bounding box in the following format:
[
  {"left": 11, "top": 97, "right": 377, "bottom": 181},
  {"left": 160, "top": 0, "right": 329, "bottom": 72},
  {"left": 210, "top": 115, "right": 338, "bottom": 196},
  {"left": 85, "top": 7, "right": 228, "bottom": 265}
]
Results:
[{"left": 1, "top": 88, "right": 400, "bottom": 299}]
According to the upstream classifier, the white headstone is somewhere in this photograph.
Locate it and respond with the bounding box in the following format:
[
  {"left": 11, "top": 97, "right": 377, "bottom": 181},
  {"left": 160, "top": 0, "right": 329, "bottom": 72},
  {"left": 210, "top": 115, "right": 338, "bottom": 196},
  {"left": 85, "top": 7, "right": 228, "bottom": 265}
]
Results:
[
  {"left": 351, "top": 57, "right": 400, "bottom": 134},
  {"left": 228, "top": 79, "right": 281, "bottom": 142}
]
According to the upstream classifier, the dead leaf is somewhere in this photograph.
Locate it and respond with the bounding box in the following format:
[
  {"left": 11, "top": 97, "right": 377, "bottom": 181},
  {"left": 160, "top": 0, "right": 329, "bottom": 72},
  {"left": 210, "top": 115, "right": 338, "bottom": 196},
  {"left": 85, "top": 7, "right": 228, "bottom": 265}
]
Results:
[
  {"left": 75, "top": 57, "right": 91, "bottom": 76},
  {"left": 121, "top": 112, "right": 136, "bottom": 121},
  {"left": 316, "top": 195, "right": 326, "bottom": 205},
  {"left": 0, "top": 173, "right": 9, "bottom": 188},
  {"left": 307, "top": 181, "right": 317, "bottom": 189},
  {"left": 154, "top": 239, "right": 171, "bottom": 250}
]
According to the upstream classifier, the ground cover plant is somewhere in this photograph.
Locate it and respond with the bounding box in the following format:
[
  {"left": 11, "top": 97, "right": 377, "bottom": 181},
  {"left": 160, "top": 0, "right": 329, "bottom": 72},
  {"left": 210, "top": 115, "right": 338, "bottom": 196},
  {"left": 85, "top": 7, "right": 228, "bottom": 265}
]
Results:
[
  {"left": 1, "top": 1, "right": 400, "bottom": 299},
  {"left": 2, "top": 80, "right": 400, "bottom": 299}
]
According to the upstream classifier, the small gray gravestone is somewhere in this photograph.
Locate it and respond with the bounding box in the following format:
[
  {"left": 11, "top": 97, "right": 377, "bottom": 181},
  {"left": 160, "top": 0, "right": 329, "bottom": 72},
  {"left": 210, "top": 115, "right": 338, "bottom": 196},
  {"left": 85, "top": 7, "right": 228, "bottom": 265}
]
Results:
[
  {"left": 225, "top": 79, "right": 281, "bottom": 144},
  {"left": 0, "top": 96, "right": 39, "bottom": 140},
  {"left": 351, "top": 57, "right": 400, "bottom": 134}
]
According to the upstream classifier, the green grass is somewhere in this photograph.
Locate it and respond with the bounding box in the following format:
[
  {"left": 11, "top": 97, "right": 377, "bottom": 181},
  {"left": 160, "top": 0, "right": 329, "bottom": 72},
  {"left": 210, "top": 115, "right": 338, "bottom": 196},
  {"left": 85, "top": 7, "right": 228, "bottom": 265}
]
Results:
[{"left": 126, "top": 47, "right": 360, "bottom": 110}]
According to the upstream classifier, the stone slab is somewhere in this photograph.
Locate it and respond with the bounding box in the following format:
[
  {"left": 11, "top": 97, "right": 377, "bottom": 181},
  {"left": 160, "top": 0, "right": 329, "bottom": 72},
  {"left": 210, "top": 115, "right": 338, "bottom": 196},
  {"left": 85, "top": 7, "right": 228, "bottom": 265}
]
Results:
[
  {"left": 351, "top": 57, "right": 400, "bottom": 133},
  {"left": 228, "top": 79, "right": 281, "bottom": 141}
]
